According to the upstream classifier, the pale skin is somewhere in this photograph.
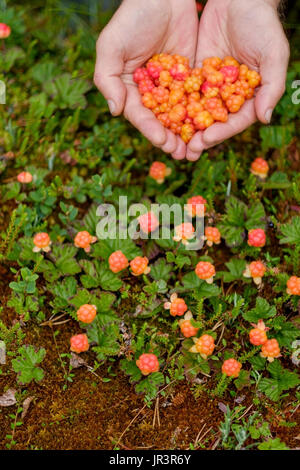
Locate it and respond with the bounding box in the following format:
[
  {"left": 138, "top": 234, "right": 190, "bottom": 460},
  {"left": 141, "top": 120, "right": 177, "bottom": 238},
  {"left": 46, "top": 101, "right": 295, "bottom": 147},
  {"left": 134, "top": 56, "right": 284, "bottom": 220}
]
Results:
[{"left": 94, "top": 0, "right": 289, "bottom": 161}]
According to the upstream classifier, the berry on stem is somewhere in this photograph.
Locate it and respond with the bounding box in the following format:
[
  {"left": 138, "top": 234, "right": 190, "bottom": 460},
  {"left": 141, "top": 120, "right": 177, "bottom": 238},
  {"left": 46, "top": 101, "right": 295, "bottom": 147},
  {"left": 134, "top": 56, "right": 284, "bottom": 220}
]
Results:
[
  {"left": 136, "top": 353, "right": 159, "bottom": 375},
  {"left": 17, "top": 171, "right": 33, "bottom": 183},
  {"left": 189, "top": 334, "right": 215, "bottom": 359},
  {"left": 173, "top": 222, "right": 195, "bottom": 245},
  {"left": 108, "top": 250, "right": 129, "bottom": 273},
  {"left": 149, "top": 161, "right": 171, "bottom": 184},
  {"left": 130, "top": 256, "right": 150, "bottom": 276},
  {"left": 243, "top": 261, "right": 266, "bottom": 285},
  {"left": 286, "top": 276, "right": 300, "bottom": 296},
  {"left": 179, "top": 312, "right": 199, "bottom": 338},
  {"left": 222, "top": 358, "right": 242, "bottom": 377},
  {"left": 77, "top": 304, "right": 97, "bottom": 324},
  {"left": 248, "top": 229, "right": 266, "bottom": 248},
  {"left": 195, "top": 261, "right": 216, "bottom": 284},
  {"left": 186, "top": 195, "right": 207, "bottom": 217},
  {"left": 74, "top": 231, "right": 97, "bottom": 253},
  {"left": 260, "top": 339, "right": 281, "bottom": 362},
  {"left": 164, "top": 293, "right": 188, "bottom": 317},
  {"left": 249, "top": 320, "right": 269, "bottom": 346},
  {"left": 33, "top": 232, "right": 51, "bottom": 253},
  {"left": 204, "top": 227, "right": 221, "bottom": 247},
  {"left": 70, "top": 334, "right": 89, "bottom": 353},
  {"left": 251, "top": 158, "right": 269, "bottom": 179},
  {"left": 138, "top": 212, "right": 159, "bottom": 234}
]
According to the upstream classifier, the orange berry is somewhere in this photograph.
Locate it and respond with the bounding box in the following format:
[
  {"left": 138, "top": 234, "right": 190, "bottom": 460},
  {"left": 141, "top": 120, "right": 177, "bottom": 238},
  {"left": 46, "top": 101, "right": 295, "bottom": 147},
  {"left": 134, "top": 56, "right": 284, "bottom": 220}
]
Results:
[
  {"left": 108, "top": 250, "right": 129, "bottom": 273},
  {"left": 247, "top": 70, "right": 261, "bottom": 88},
  {"left": 157, "top": 112, "right": 171, "bottom": 128},
  {"left": 184, "top": 76, "right": 202, "bottom": 93},
  {"left": 70, "top": 334, "right": 89, "bottom": 353},
  {"left": 201, "top": 81, "right": 219, "bottom": 98},
  {"left": 169, "top": 298, "right": 188, "bottom": 317},
  {"left": 248, "top": 229, "right": 266, "bottom": 248},
  {"left": 222, "top": 358, "right": 242, "bottom": 377},
  {"left": 203, "top": 57, "right": 222, "bottom": 69},
  {"left": 251, "top": 158, "right": 269, "bottom": 179},
  {"left": 261, "top": 339, "right": 281, "bottom": 362},
  {"left": 211, "top": 106, "right": 228, "bottom": 122},
  {"left": 239, "top": 64, "right": 249, "bottom": 80},
  {"left": 130, "top": 256, "right": 150, "bottom": 276},
  {"left": 17, "top": 171, "right": 32, "bottom": 183},
  {"left": 149, "top": 161, "right": 171, "bottom": 183},
  {"left": 33, "top": 232, "right": 51, "bottom": 252},
  {"left": 174, "top": 222, "right": 195, "bottom": 243},
  {"left": 194, "top": 110, "right": 214, "bottom": 130},
  {"left": 181, "top": 123, "right": 195, "bottom": 143},
  {"left": 195, "top": 261, "right": 216, "bottom": 283},
  {"left": 287, "top": 276, "right": 300, "bottom": 296},
  {"left": 77, "top": 304, "right": 97, "bottom": 324},
  {"left": 152, "top": 86, "right": 169, "bottom": 104},
  {"left": 74, "top": 231, "right": 97, "bottom": 253},
  {"left": 194, "top": 334, "right": 215, "bottom": 358},
  {"left": 169, "top": 104, "right": 186, "bottom": 123},
  {"left": 220, "top": 83, "right": 236, "bottom": 101},
  {"left": 226, "top": 94, "right": 245, "bottom": 113},
  {"left": 179, "top": 319, "right": 199, "bottom": 338},
  {"left": 187, "top": 101, "right": 203, "bottom": 119},
  {"left": 159, "top": 70, "right": 173, "bottom": 87},
  {"left": 187, "top": 195, "right": 207, "bottom": 217},
  {"left": 222, "top": 56, "right": 239, "bottom": 68},
  {"left": 249, "top": 261, "right": 266, "bottom": 279},
  {"left": 205, "top": 227, "right": 221, "bottom": 246},
  {"left": 142, "top": 92, "right": 157, "bottom": 109}
]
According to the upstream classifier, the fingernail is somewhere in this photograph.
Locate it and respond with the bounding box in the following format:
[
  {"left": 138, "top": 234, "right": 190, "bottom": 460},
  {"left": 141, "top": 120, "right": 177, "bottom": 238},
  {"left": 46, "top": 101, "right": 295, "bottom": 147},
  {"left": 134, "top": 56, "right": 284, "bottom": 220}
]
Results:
[
  {"left": 108, "top": 99, "right": 116, "bottom": 115},
  {"left": 265, "top": 108, "right": 273, "bottom": 124}
]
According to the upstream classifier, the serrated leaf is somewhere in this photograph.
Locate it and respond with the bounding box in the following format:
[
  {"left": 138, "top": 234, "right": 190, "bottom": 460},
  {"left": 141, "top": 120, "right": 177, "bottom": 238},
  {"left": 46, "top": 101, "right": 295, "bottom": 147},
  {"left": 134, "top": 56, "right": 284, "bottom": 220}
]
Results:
[
  {"left": 179, "top": 272, "right": 220, "bottom": 297},
  {"left": 220, "top": 258, "right": 246, "bottom": 283},
  {"left": 279, "top": 217, "right": 300, "bottom": 245},
  {"left": 150, "top": 258, "right": 173, "bottom": 281},
  {"left": 243, "top": 297, "right": 276, "bottom": 322}
]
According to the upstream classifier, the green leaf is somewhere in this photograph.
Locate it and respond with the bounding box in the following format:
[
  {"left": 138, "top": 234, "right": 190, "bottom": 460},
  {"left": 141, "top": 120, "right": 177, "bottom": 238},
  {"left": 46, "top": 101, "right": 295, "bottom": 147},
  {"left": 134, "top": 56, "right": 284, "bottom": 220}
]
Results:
[
  {"left": 135, "top": 372, "right": 164, "bottom": 401},
  {"left": 179, "top": 272, "right": 220, "bottom": 297},
  {"left": 43, "top": 73, "right": 92, "bottom": 109},
  {"left": 52, "top": 244, "right": 81, "bottom": 277},
  {"left": 234, "top": 370, "right": 250, "bottom": 390},
  {"left": 258, "top": 361, "right": 299, "bottom": 401},
  {"left": 243, "top": 297, "right": 276, "bottom": 322},
  {"left": 279, "top": 217, "right": 300, "bottom": 245},
  {"left": 120, "top": 359, "right": 142, "bottom": 383},
  {"left": 12, "top": 346, "right": 46, "bottom": 384},
  {"left": 150, "top": 258, "right": 173, "bottom": 282},
  {"left": 245, "top": 202, "right": 266, "bottom": 230},
  {"left": 220, "top": 258, "right": 246, "bottom": 283},
  {"left": 92, "top": 238, "right": 141, "bottom": 260},
  {"left": 272, "top": 316, "right": 300, "bottom": 348},
  {"left": 258, "top": 438, "right": 289, "bottom": 450},
  {"left": 260, "top": 125, "right": 293, "bottom": 150}
]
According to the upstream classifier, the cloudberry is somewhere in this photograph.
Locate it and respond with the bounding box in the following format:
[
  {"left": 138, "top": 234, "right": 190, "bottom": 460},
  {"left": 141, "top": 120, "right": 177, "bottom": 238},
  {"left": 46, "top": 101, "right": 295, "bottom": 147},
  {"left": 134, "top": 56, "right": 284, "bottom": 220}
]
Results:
[
  {"left": 70, "top": 334, "right": 89, "bottom": 353},
  {"left": 201, "top": 81, "right": 219, "bottom": 98},
  {"left": 248, "top": 229, "right": 266, "bottom": 248},
  {"left": 247, "top": 70, "right": 261, "bottom": 88},
  {"left": 169, "top": 104, "right": 186, "bottom": 123},
  {"left": 287, "top": 276, "right": 300, "bottom": 296},
  {"left": 33, "top": 232, "right": 51, "bottom": 253},
  {"left": 170, "top": 63, "right": 190, "bottom": 81},
  {"left": 204, "top": 227, "right": 221, "bottom": 246},
  {"left": 138, "top": 212, "right": 159, "bottom": 234},
  {"left": 222, "top": 358, "right": 242, "bottom": 377},
  {"left": 184, "top": 76, "right": 202, "bottom": 93},
  {"left": 74, "top": 231, "right": 97, "bottom": 253},
  {"left": 169, "top": 88, "right": 185, "bottom": 106},
  {"left": 220, "top": 83, "right": 236, "bottom": 101},
  {"left": 147, "top": 61, "right": 163, "bottom": 79},
  {"left": 17, "top": 171, "right": 33, "bottom": 183},
  {"left": 239, "top": 64, "right": 249, "bottom": 80},
  {"left": 194, "top": 110, "right": 214, "bottom": 130},
  {"left": 181, "top": 123, "right": 195, "bottom": 143},
  {"left": 164, "top": 293, "right": 188, "bottom": 317},
  {"left": 188, "top": 91, "right": 201, "bottom": 103},
  {"left": 152, "top": 86, "right": 169, "bottom": 104},
  {"left": 249, "top": 320, "right": 269, "bottom": 346},
  {"left": 108, "top": 250, "right": 129, "bottom": 273},
  {"left": 0, "top": 23, "right": 11, "bottom": 38},
  {"left": 190, "top": 334, "right": 215, "bottom": 359},
  {"left": 130, "top": 256, "right": 150, "bottom": 276},
  {"left": 220, "top": 66, "right": 239, "bottom": 83},
  {"left": 235, "top": 79, "right": 252, "bottom": 98},
  {"left": 179, "top": 312, "right": 199, "bottom": 338},
  {"left": 244, "top": 260, "right": 266, "bottom": 285},
  {"left": 206, "top": 71, "right": 224, "bottom": 87},
  {"left": 261, "top": 339, "right": 281, "bottom": 362},
  {"left": 173, "top": 222, "right": 195, "bottom": 244},
  {"left": 77, "top": 304, "right": 97, "bottom": 324},
  {"left": 157, "top": 113, "right": 171, "bottom": 128},
  {"left": 136, "top": 353, "right": 159, "bottom": 375},
  {"left": 138, "top": 79, "right": 155, "bottom": 95},
  {"left": 169, "top": 122, "right": 182, "bottom": 135},
  {"left": 211, "top": 106, "right": 228, "bottom": 122},
  {"left": 251, "top": 158, "right": 269, "bottom": 179},
  {"left": 159, "top": 70, "right": 173, "bottom": 87},
  {"left": 195, "top": 261, "right": 216, "bottom": 284},
  {"left": 186, "top": 195, "right": 207, "bottom": 217},
  {"left": 149, "top": 161, "right": 171, "bottom": 184},
  {"left": 142, "top": 92, "right": 157, "bottom": 109},
  {"left": 203, "top": 57, "right": 222, "bottom": 69},
  {"left": 187, "top": 102, "right": 203, "bottom": 119},
  {"left": 223, "top": 56, "right": 239, "bottom": 67},
  {"left": 133, "top": 68, "right": 149, "bottom": 83},
  {"left": 226, "top": 94, "right": 245, "bottom": 113}
]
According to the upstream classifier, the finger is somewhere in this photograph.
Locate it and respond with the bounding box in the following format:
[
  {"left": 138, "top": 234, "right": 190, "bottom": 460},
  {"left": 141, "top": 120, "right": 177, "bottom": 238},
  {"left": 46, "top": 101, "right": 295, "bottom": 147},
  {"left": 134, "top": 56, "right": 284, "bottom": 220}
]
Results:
[
  {"left": 186, "top": 146, "right": 203, "bottom": 161},
  {"left": 124, "top": 84, "right": 167, "bottom": 147},
  {"left": 161, "top": 130, "right": 178, "bottom": 154},
  {"left": 187, "top": 131, "right": 205, "bottom": 155},
  {"left": 255, "top": 37, "right": 290, "bottom": 124},
  {"left": 201, "top": 100, "right": 257, "bottom": 147},
  {"left": 94, "top": 29, "right": 127, "bottom": 116},
  {"left": 171, "top": 136, "right": 186, "bottom": 160}
]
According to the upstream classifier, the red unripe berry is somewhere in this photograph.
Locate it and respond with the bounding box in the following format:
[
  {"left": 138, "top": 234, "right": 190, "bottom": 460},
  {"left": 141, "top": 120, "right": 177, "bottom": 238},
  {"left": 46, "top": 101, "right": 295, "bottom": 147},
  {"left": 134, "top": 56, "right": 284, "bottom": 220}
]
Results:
[
  {"left": 70, "top": 334, "right": 89, "bottom": 353},
  {"left": 133, "top": 67, "right": 149, "bottom": 83},
  {"left": 0, "top": 23, "right": 11, "bottom": 38},
  {"left": 187, "top": 195, "right": 207, "bottom": 217},
  {"left": 147, "top": 61, "right": 163, "bottom": 79},
  {"left": 77, "top": 304, "right": 97, "bottom": 324},
  {"left": 195, "top": 261, "right": 216, "bottom": 282},
  {"left": 136, "top": 353, "right": 159, "bottom": 375},
  {"left": 17, "top": 171, "right": 33, "bottom": 183},
  {"left": 108, "top": 250, "right": 129, "bottom": 273},
  {"left": 222, "top": 358, "right": 242, "bottom": 377},
  {"left": 220, "top": 66, "right": 239, "bottom": 83},
  {"left": 130, "top": 256, "right": 150, "bottom": 276},
  {"left": 138, "top": 79, "right": 155, "bottom": 95},
  {"left": 261, "top": 339, "right": 281, "bottom": 361},
  {"left": 139, "top": 212, "right": 159, "bottom": 233},
  {"left": 248, "top": 229, "right": 266, "bottom": 248},
  {"left": 201, "top": 81, "right": 219, "bottom": 98},
  {"left": 251, "top": 158, "right": 269, "bottom": 178},
  {"left": 287, "top": 276, "right": 300, "bottom": 296}
]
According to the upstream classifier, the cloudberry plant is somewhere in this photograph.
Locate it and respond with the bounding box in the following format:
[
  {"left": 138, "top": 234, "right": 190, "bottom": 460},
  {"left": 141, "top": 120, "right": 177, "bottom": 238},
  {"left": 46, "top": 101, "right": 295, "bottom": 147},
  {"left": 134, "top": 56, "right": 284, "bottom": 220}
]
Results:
[
  {"left": 138, "top": 212, "right": 159, "bottom": 234},
  {"left": 286, "top": 276, "right": 300, "bottom": 295},
  {"left": 77, "top": 304, "right": 97, "bottom": 324},
  {"left": 173, "top": 223, "right": 195, "bottom": 245},
  {"left": 74, "top": 231, "right": 97, "bottom": 253},
  {"left": 260, "top": 339, "right": 281, "bottom": 362},
  {"left": 33, "top": 233, "right": 51, "bottom": 253},
  {"left": 249, "top": 320, "right": 269, "bottom": 346},
  {"left": 164, "top": 293, "right": 188, "bottom": 317},
  {"left": 149, "top": 161, "right": 171, "bottom": 184},
  {"left": 17, "top": 171, "right": 32, "bottom": 183},
  {"left": 251, "top": 158, "right": 269, "bottom": 179},
  {"left": 190, "top": 334, "right": 215, "bottom": 359},
  {"left": 108, "top": 250, "right": 129, "bottom": 273},
  {"left": 70, "top": 334, "right": 89, "bottom": 353},
  {"left": 187, "top": 195, "right": 207, "bottom": 217},
  {"left": 195, "top": 261, "right": 216, "bottom": 284},
  {"left": 130, "top": 256, "right": 150, "bottom": 276},
  {"left": 222, "top": 358, "right": 242, "bottom": 377},
  {"left": 248, "top": 229, "right": 266, "bottom": 248},
  {"left": 136, "top": 353, "right": 159, "bottom": 375},
  {"left": 243, "top": 261, "right": 266, "bottom": 285},
  {"left": 204, "top": 227, "right": 221, "bottom": 246}
]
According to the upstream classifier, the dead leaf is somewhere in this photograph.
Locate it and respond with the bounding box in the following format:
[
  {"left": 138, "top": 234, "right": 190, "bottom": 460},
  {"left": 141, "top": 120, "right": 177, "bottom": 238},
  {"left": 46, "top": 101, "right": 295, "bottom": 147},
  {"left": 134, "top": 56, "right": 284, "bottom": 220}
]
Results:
[
  {"left": 21, "top": 396, "right": 34, "bottom": 419},
  {"left": 70, "top": 352, "right": 87, "bottom": 369},
  {"left": 218, "top": 402, "right": 227, "bottom": 414},
  {"left": 0, "top": 388, "right": 17, "bottom": 407}
]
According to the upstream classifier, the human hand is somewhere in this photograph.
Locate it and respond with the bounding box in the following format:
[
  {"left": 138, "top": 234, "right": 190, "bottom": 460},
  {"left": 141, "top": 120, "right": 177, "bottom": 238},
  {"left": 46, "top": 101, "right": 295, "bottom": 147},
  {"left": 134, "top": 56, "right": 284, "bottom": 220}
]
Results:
[
  {"left": 94, "top": 0, "right": 198, "bottom": 159},
  {"left": 186, "top": 0, "right": 290, "bottom": 161}
]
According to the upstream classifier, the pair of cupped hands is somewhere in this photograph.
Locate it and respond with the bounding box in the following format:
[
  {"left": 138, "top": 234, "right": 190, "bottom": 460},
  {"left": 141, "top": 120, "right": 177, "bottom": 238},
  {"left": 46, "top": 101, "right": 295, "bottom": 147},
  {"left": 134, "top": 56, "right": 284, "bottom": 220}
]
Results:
[{"left": 94, "top": 0, "right": 289, "bottom": 161}]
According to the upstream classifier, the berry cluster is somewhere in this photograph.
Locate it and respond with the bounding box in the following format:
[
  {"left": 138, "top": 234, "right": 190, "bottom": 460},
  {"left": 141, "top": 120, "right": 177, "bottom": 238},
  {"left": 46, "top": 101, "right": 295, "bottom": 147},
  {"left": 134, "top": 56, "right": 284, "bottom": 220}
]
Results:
[
  {"left": 248, "top": 320, "right": 281, "bottom": 362},
  {"left": 287, "top": 276, "right": 300, "bottom": 296},
  {"left": 135, "top": 55, "right": 261, "bottom": 142},
  {"left": 136, "top": 353, "right": 160, "bottom": 375},
  {"left": 74, "top": 231, "right": 97, "bottom": 253}
]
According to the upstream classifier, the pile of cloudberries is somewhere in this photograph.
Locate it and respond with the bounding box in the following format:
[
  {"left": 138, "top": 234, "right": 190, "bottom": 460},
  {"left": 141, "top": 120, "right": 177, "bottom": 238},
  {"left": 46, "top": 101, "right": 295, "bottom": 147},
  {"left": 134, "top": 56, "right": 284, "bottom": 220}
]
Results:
[{"left": 134, "top": 54, "right": 261, "bottom": 143}]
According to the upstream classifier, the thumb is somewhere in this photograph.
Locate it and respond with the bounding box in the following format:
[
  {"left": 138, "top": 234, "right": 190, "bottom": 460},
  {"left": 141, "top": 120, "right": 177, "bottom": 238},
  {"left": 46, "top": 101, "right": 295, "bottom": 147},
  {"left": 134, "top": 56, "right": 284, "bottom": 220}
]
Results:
[
  {"left": 255, "top": 38, "right": 290, "bottom": 124},
  {"left": 94, "top": 28, "right": 126, "bottom": 116}
]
